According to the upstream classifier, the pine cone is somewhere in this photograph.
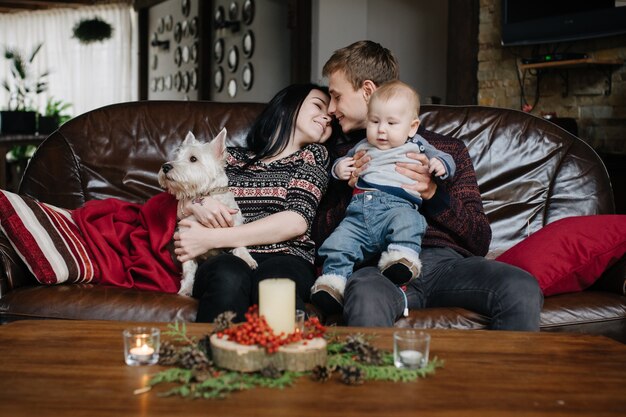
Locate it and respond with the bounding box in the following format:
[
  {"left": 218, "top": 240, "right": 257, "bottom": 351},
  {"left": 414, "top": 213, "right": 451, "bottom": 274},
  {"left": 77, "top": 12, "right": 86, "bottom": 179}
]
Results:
[
  {"left": 259, "top": 365, "right": 283, "bottom": 379},
  {"left": 212, "top": 311, "right": 237, "bottom": 333},
  {"left": 310, "top": 365, "right": 332, "bottom": 382},
  {"left": 158, "top": 340, "right": 180, "bottom": 366},
  {"left": 342, "top": 334, "right": 368, "bottom": 354},
  {"left": 178, "top": 346, "right": 210, "bottom": 370},
  {"left": 197, "top": 335, "right": 212, "bottom": 360},
  {"left": 339, "top": 365, "right": 365, "bottom": 385},
  {"left": 355, "top": 344, "right": 384, "bottom": 366}
]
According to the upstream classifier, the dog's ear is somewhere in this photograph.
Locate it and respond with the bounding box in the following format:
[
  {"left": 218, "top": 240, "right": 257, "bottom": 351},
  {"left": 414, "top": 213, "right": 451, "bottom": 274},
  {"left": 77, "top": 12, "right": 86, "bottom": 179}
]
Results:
[
  {"left": 182, "top": 131, "right": 197, "bottom": 146},
  {"left": 210, "top": 128, "right": 228, "bottom": 161}
]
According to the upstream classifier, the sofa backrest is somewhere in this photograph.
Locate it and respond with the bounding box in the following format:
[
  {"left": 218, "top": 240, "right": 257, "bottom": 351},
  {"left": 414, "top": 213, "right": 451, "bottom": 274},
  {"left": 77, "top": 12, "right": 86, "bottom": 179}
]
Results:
[{"left": 20, "top": 101, "right": 614, "bottom": 253}]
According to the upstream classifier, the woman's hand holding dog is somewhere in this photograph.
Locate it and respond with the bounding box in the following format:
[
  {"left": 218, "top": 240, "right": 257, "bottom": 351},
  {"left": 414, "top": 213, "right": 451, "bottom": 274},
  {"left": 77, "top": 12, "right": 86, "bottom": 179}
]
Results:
[{"left": 180, "top": 196, "right": 239, "bottom": 228}]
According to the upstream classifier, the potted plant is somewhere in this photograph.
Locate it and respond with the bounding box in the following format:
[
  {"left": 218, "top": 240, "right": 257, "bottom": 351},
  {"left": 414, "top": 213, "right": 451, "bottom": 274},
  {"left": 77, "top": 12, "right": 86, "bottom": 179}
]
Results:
[
  {"left": 38, "top": 97, "right": 72, "bottom": 134},
  {"left": 1, "top": 43, "right": 49, "bottom": 134}
]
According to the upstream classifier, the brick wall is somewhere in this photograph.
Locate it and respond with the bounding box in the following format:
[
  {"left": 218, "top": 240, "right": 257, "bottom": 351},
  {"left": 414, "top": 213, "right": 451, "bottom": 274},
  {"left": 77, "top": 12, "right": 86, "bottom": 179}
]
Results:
[{"left": 478, "top": 0, "right": 626, "bottom": 154}]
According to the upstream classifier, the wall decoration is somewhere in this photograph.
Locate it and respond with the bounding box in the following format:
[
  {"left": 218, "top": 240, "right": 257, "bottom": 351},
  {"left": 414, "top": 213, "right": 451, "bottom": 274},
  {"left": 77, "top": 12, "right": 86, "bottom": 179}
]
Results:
[
  {"left": 72, "top": 17, "right": 114, "bottom": 44},
  {"left": 156, "top": 77, "right": 164, "bottom": 92},
  {"left": 182, "top": 71, "right": 190, "bottom": 92},
  {"left": 181, "top": 0, "right": 191, "bottom": 17},
  {"left": 229, "top": 1, "right": 239, "bottom": 21},
  {"left": 165, "top": 74, "right": 172, "bottom": 90},
  {"left": 164, "top": 15, "right": 173, "bottom": 32},
  {"left": 174, "top": 22, "right": 182, "bottom": 43},
  {"left": 242, "top": 0, "right": 255, "bottom": 25},
  {"left": 150, "top": 78, "right": 157, "bottom": 92},
  {"left": 174, "top": 46, "right": 182, "bottom": 67},
  {"left": 227, "top": 46, "right": 239, "bottom": 72},
  {"left": 242, "top": 30, "right": 254, "bottom": 57},
  {"left": 151, "top": 54, "right": 158, "bottom": 70},
  {"left": 227, "top": 79, "right": 237, "bottom": 98},
  {"left": 174, "top": 71, "right": 182, "bottom": 91},
  {"left": 214, "top": 68, "right": 224, "bottom": 92},
  {"left": 157, "top": 17, "right": 165, "bottom": 34},
  {"left": 191, "top": 42, "right": 198, "bottom": 63},
  {"left": 214, "top": 6, "right": 225, "bottom": 26},
  {"left": 242, "top": 63, "right": 253, "bottom": 90},
  {"left": 182, "top": 46, "right": 190, "bottom": 63},
  {"left": 190, "top": 17, "right": 198, "bottom": 38},
  {"left": 214, "top": 39, "right": 224, "bottom": 63},
  {"left": 181, "top": 20, "right": 189, "bottom": 37},
  {"left": 190, "top": 69, "right": 198, "bottom": 90}
]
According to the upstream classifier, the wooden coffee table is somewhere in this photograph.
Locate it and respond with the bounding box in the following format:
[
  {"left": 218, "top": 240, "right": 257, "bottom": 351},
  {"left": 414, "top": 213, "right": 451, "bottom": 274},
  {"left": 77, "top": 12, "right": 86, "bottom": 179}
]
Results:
[{"left": 0, "top": 320, "right": 624, "bottom": 416}]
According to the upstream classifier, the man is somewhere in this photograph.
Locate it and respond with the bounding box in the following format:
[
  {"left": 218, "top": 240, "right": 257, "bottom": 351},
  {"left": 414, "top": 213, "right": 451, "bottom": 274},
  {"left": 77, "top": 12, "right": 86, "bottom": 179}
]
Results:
[{"left": 320, "top": 40, "right": 542, "bottom": 329}]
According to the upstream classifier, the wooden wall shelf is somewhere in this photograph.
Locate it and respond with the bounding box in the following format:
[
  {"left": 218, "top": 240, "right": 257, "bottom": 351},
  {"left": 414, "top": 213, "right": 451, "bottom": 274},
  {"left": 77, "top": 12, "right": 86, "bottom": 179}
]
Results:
[{"left": 519, "top": 58, "right": 624, "bottom": 96}]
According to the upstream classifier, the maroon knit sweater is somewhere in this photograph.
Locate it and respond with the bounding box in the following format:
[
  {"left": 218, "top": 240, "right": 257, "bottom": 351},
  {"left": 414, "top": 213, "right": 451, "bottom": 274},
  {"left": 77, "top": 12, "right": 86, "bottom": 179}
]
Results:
[{"left": 312, "top": 126, "right": 491, "bottom": 262}]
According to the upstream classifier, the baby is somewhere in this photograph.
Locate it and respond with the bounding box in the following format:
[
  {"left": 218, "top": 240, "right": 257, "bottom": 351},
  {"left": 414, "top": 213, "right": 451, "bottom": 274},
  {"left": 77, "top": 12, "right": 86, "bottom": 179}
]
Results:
[{"left": 311, "top": 80, "right": 456, "bottom": 315}]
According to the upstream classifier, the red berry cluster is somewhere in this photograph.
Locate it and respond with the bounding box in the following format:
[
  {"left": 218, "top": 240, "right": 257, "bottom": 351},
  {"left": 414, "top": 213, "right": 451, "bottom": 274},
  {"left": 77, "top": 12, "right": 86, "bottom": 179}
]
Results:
[{"left": 217, "top": 305, "right": 326, "bottom": 354}]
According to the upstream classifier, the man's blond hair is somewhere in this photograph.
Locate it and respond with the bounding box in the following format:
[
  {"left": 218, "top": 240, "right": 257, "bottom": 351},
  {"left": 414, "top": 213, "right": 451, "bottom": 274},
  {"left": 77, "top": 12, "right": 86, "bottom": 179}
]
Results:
[
  {"left": 370, "top": 80, "right": 421, "bottom": 118},
  {"left": 322, "top": 40, "right": 399, "bottom": 90}
]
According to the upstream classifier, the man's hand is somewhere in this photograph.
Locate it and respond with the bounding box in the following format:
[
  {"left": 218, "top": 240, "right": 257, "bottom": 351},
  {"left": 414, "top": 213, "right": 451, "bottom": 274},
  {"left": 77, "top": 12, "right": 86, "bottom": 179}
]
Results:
[
  {"left": 348, "top": 149, "right": 370, "bottom": 188},
  {"left": 396, "top": 152, "right": 437, "bottom": 200}
]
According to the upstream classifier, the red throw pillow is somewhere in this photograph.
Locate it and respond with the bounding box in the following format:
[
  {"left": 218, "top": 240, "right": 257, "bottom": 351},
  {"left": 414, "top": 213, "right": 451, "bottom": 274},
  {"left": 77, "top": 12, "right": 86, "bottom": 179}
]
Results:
[
  {"left": 496, "top": 215, "right": 626, "bottom": 296},
  {"left": 0, "top": 190, "right": 99, "bottom": 285}
]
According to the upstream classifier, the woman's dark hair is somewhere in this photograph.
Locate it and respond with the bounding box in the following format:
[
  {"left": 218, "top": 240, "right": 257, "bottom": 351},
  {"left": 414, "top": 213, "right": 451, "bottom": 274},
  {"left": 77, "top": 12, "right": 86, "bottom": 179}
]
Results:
[{"left": 245, "top": 83, "right": 329, "bottom": 165}]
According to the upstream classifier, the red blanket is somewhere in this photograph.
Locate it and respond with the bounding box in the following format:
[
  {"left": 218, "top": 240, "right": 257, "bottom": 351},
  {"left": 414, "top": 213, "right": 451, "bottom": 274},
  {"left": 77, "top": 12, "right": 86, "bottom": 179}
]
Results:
[{"left": 72, "top": 192, "right": 182, "bottom": 293}]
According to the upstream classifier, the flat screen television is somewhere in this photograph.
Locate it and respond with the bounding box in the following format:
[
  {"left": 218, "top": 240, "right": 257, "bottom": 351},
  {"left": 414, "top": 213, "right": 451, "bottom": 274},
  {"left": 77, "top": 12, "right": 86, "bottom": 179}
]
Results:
[{"left": 501, "top": 0, "right": 626, "bottom": 46}]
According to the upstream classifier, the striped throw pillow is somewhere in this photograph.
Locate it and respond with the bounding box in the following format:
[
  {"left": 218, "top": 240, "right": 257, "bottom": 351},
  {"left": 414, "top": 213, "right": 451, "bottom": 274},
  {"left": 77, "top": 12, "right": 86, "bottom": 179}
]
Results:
[{"left": 0, "top": 190, "right": 99, "bottom": 284}]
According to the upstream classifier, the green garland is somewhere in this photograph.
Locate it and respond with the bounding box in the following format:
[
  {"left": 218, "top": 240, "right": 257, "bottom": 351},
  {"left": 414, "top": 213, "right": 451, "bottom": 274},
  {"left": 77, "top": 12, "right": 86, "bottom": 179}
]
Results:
[{"left": 140, "top": 322, "right": 444, "bottom": 399}]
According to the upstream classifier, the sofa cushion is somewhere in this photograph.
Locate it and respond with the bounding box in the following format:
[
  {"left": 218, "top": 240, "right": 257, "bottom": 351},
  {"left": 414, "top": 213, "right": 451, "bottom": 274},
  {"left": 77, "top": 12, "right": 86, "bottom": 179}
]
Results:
[
  {"left": 0, "top": 190, "right": 99, "bottom": 285},
  {"left": 496, "top": 215, "right": 626, "bottom": 296}
]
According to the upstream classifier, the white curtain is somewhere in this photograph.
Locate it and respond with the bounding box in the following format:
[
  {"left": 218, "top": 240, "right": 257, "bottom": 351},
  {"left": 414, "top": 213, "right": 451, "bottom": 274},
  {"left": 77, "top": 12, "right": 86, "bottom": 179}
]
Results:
[{"left": 0, "top": 3, "right": 137, "bottom": 118}]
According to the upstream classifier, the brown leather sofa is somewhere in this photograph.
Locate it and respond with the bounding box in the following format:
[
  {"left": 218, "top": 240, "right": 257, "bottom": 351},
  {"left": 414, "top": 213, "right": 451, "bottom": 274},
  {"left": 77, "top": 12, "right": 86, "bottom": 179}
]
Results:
[{"left": 1, "top": 101, "right": 625, "bottom": 342}]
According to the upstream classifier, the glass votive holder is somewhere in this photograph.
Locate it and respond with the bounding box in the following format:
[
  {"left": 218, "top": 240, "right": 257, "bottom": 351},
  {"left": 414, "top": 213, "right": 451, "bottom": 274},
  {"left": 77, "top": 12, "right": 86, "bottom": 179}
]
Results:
[
  {"left": 393, "top": 330, "right": 430, "bottom": 370},
  {"left": 295, "top": 309, "right": 306, "bottom": 333},
  {"left": 123, "top": 327, "right": 160, "bottom": 366}
]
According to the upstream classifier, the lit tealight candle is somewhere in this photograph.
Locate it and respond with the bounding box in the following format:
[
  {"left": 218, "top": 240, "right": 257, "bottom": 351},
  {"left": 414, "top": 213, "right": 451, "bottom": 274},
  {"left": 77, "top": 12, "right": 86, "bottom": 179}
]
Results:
[
  {"left": 258, "top": 278, "right": 296, "bottom": 335},
  {"left": 399, "top": 349, "right": 423, "bottom": 366},
  {"left": 130, "top": 342, "right": 155, "bottom": 361}
]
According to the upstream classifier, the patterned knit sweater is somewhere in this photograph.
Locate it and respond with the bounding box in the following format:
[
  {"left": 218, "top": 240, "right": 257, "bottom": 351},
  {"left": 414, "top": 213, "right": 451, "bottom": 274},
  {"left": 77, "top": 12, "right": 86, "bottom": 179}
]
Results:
[
  {"left": 312, "top": 126, "right": 491, "bottom": 260},
  {"left": 226, "top": 144, "right": 330, "bottom": 264}
]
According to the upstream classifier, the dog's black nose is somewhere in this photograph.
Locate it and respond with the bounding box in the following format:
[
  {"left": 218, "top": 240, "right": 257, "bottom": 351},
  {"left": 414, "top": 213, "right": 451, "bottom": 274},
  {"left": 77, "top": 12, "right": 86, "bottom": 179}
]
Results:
[{"left": 161, "top": 163, "right": 172, "bottom": 174}]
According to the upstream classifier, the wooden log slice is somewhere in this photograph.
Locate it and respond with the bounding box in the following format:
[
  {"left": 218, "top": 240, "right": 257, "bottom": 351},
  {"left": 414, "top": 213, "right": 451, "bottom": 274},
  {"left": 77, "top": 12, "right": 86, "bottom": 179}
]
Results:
[{"left": 210, "top": 334, "right": 327, "bottom": 372}]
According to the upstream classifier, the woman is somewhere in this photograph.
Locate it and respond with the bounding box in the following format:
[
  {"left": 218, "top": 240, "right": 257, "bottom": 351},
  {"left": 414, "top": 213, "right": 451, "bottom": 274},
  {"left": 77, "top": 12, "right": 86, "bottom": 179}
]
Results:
[{"left": 174, "top": 84, "right": 334, "bottom": 322}]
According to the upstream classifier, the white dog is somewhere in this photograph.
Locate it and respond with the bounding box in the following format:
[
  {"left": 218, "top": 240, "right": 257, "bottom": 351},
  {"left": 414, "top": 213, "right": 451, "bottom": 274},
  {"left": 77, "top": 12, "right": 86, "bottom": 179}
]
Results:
[{"left": 158, "top": 128, "right": 257, "bottom": 296}]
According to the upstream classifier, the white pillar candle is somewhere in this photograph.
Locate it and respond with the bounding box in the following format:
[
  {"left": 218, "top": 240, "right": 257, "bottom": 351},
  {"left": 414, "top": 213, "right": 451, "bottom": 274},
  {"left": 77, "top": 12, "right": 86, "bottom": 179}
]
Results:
[{"left": 258, "top": 278, "right": 296, "bottom": 335}]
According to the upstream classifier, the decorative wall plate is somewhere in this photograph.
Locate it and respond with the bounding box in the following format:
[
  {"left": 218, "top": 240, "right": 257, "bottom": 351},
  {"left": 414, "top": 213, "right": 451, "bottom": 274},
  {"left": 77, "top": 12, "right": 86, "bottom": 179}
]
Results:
[
  {"left": 214, "top": 6, "right": 225, "bottom": 26},
  {"left": 181, "top": 0, "right": 190, "bottom": 17},
  {"left": 165, "top": 15, "right": 173, "bottom": 31},
  {"left": 174, "top": 71, "right": 183, "bottom": 91},
  {"left": 242, "top": 63, "right": 253, "bottom": 90},
  {"left": 214, "top": 67, "right": 224, "bottom": 92},
  {"left": 242, "top": 0, "right": 255, "bottom": 25},
  {"left": 174, "top": 46, "right": 182, "bottom": 67},
  {"left": 191, "top": 42, "right": 198, "bottom": 63},
  {"left": 181, "top": 20, "right": 188, "bottom": 37},
  {"left": 190, "top": 17, "right": 198, "bottom": 37},
  {"left": 229, "top": 1, "right": 239, "bottom": 21},
  {"left": 214, "top": 38, "right": 224, "bottom": 63},
  {"left": 242, "top": 30, "right": 254, "bottom": 57},
  {"left": 227, "top": 78, "right": 237, "bottom": 98},
  {"left": 190, "top": 69, "right": 198, "bottom": 90},
  {"left": 182, "top": 71, "right": 190, "bottom": 92},
  {"left": 174, "top": 22, "right": 182, "bottom": 43},
  {"left": 227, "top": 46, "right": 239, "bottom": 72},
  {"left": 182, "top": 45, "right": 190, "bottom": 63},
  {"left": 164, "top": 74, "right": 172, "bottom": 90}
]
